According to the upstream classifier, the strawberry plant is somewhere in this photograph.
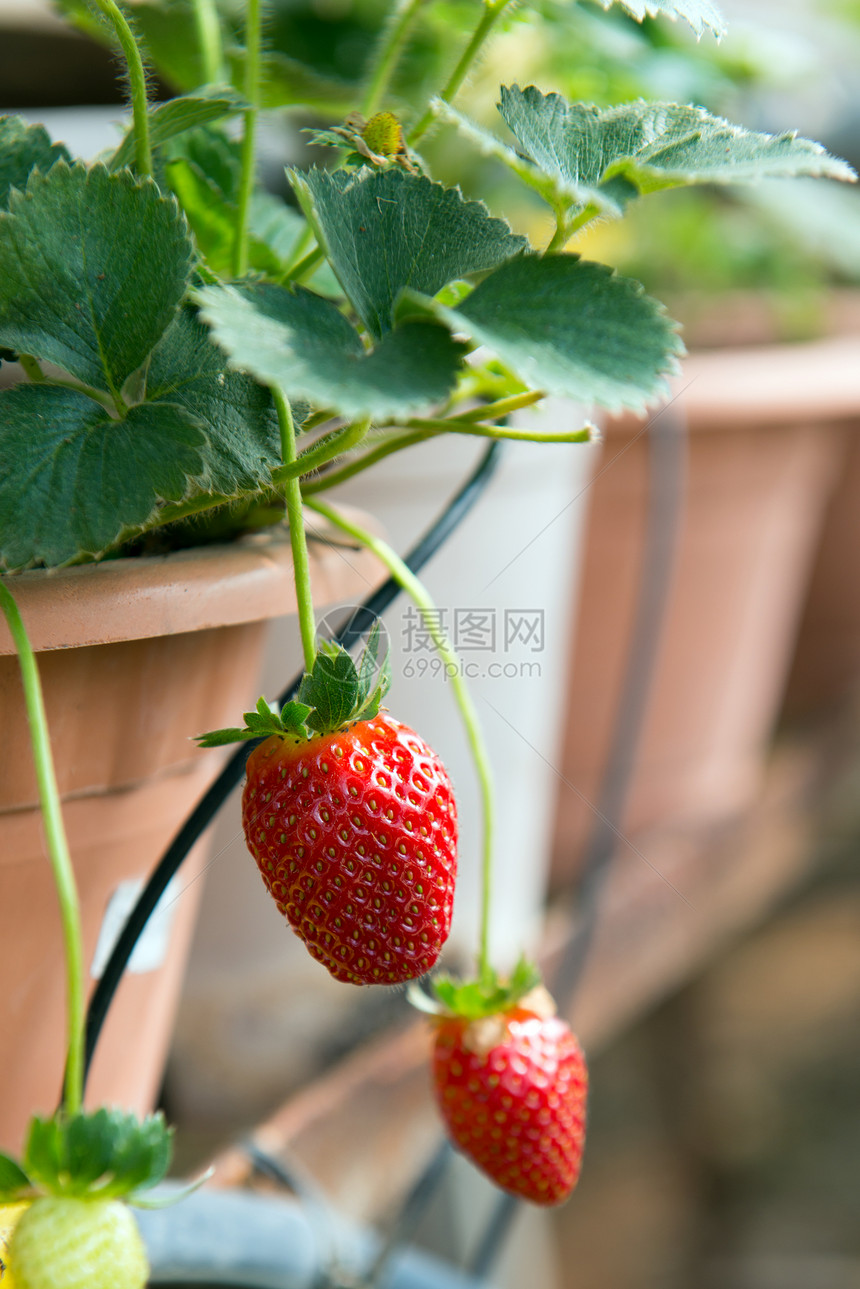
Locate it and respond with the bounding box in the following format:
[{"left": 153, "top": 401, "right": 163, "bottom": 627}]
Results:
[{"left": 0, "top": 0, "right": 857, "bottom": 1278}]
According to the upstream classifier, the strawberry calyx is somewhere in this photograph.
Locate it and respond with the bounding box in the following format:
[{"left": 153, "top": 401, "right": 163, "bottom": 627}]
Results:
[
  {"left": 410, "top": 956, "right": 546, "bottom": 1022},
  {"left": 196, "top": 623, "right": 391, "bottom": 748},
  {"left": 0, "top": 1110, "right": 173, "bottom": 1207}
]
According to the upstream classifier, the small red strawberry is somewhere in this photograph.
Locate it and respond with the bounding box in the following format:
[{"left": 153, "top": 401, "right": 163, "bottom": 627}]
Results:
[
  {"left": 198, "top": 629, "right": 458, "bottom": 985},
  {"left": 427, "top": 974, "right": 587, "bottom": 1206}
]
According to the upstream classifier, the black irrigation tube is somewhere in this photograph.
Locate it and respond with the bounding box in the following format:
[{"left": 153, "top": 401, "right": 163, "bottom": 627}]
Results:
[
  {"left": 80, "top": 439, "right": 503, "bottom": 1091},
  {"left": 468, "top": 404, "right": 688, "bottom": 1282}
]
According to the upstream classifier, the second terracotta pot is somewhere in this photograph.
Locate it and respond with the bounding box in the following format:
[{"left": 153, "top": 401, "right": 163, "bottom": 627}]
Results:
[{"left": 552, "top": 336, "right": 860, "bottom": 883}]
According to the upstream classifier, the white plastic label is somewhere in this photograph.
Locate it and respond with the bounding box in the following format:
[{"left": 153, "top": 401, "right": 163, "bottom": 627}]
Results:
[{"left": 90, "top": 877, "right": 181, "bottom": 979}]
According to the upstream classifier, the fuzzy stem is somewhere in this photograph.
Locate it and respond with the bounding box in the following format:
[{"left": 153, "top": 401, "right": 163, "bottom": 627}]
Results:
[
  {"left": 274, "top": 387, "right": 319, "bottom": 672},
  {"left": 277, "top": 224, "right": 317, "bottom": 280},
  {"left": 302, "top": 408, "right": 592, "bottom": 495},
  {"left": 399, "top": 417, "right": 593, "bottom": 443},
  {"left": 441, "top": 391, "right": 545, "bottom": 422},
  {"left": 362, "top": 0, "right": 427, "bottom": 117},
  {"left": 271, "top": 418, "right": 370, "bottom": 487},
  {"left": 233, "top": 0, "right": 263, "bottom": 278},
  {"left": 191, "top": 0, "right": 223, "bottom": 83},
  {"left": 288, "top": 246, "right": 325, "bottom": 285},
  {"left": 544, "top": 202, "right": 602, "bottom": 254},
  {"left": 0, "top": 583, "right": 86, "bottom": 1114},
  {"left": 18, "top": 354, "right": 45, "bottom": 382},
  {"left": 111, "top": 420, "right": 371, "bottom": 540},
  {"left": 301, "top": 429, "right": 440, "bottom": 494},
  {"left": 408, "top": 0, "right": 513, "bottom": 146},
  {"left": 92, "top": 0, "right": 152, "bottom": 176},
  {"left": 306, "top": 499, "right": 496, "bottom": 980}
]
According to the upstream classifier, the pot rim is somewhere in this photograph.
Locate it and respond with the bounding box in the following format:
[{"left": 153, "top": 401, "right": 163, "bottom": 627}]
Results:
[
  {"left": 0, "top": 510, "right": 381, "bottom": 655},
  {"left": 606, "top": 333, "right": 860, "bottom": 436}
]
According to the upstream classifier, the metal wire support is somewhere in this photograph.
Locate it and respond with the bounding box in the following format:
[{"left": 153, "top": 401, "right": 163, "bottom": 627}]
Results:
[{"left": 80, "top": 440, "right": 503, "bottom": 1092}]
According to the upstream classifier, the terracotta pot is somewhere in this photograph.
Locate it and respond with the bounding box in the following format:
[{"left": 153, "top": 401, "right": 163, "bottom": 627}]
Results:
[
  {"left": 783, "top": 421, "right": 860, "bottom": 717},
  {"left": 552, "top": 336, "right": 860, "bottom": 883},
  {"left": 0, "top": 531, "right": 377, "bottom": 1155}
]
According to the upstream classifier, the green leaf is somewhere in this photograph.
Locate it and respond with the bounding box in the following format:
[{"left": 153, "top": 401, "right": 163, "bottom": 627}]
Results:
[
  {"left": 145, "top": 306, "right": 285, "bottom": 497},
  {"left": 228, "top": 47, "right": 354, "bottom": 112},
  {"left": 291, "top": 167, "right": 528, "bottom": 338},
  {"left": 194, "top": 281, "right": 465, "bottom": 420},
  {"left": 594, "top": 0, "right": 726, "bottom": 37},
  {"left": 23, "top": 1110, "right": 172, "bottom": 1199},
  {"left": 0, "top": 116, "right": 70, "bottom": 208},
  {"left": 0, "top": 163, "right": 193, "bottom": 396},
  {"left": 165, "top": 127, "right": 307, "bottom": 276},
  {"left": 400, "top": 254, "right": 682, "bottom": 412},
  {"left": 0, "top": 1151, "right": 31, "bottom": 1200},
  {"left": 497, "top": 88, "right": 857, "bottom": 221},
  {"left": 108, "top": 87, "right": 246, "bottom": 172},
  {"left": 0, "top": 384, "right": 206, "bottom": 570}
]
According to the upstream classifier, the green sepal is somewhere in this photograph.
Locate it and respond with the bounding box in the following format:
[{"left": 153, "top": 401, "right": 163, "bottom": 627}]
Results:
[
  {"left": 20, "top": 1109, "right": 172, "bottom": 1200},
  {"left": 128, "top": 1165, "right": 215, "bottom": 1210},
  {"left": 194, "top": 698, "right": 314, "bottom": 747},
  {"left": 0, "top": 1151, "right": 32, "bottom": 1201},
  {"left": 424, "top": 957, "right": 543, "bottom": 1021},
  {"left": 196, "top": 628, "right": 390, "bottom": 746},
  {"left": 298, "top": 623, "right": 391, "bottom": 735}
]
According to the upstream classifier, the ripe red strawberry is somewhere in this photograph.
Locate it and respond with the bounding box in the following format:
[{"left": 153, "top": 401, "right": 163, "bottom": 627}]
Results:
[
  {"left": 199, "top": 629, "right": 458, "bottom": 986},
  {"left": 431, "top": 991, "right": 587, "bottom": 1205},
  {"left": 242, "top": 712, "right": 457, "bottom": 985}
]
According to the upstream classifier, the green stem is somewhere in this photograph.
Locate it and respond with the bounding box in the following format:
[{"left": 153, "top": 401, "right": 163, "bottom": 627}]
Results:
[
  {"left": 301, "top": 429, "right": 440, "bottom": 494},
  {"left": 191, "top": 0, "right": 223, "bottom": 83},
  {"left": 274, "top": 386, "right": 319, "bottom": 672},
  {"left": 307, "top": 499, "right": 496, "bottom": 979},
  {"left": 19, "top": 354, "right": 45, "bottom": 382},
  {"left": 113, "top": 420, "right": 371, "bottom": 539},
  {"left": 288, "top": 246, "right": 325, "bottom": 285},
  {"left": 445, "top": 391, "right": 544, "bottom": 422},
  {"left": 408, "top": 0, "right": 513, "bottom": 146},
  {"left": 0, "top": 583, "right": 86, "bottom": 1114},
  {"left": 277, "top": 224, "right": 317, "bottom": 280},
  {"left": 271, "top": 418, "right": 370, "bottom": 487},
  {"left": 362, "top": 0, "right": 427, "bottom": 117},
  {"left": 233, "top": 0, "right": 263, "bottom": 278},
  {"left": 544, "top": 202, "right": 601, "bottom": 254},
  {"left": 400, "top": 415, "right": 593, "bottom": 443},
  {"left": 91, "top": 0, "right": 152, "bottom": 176}
]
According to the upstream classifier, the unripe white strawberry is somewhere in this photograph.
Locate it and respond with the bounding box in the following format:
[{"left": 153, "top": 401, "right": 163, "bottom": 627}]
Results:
[{"left": 7, "top": 1197, "right": 148, "bottom": 1289}]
